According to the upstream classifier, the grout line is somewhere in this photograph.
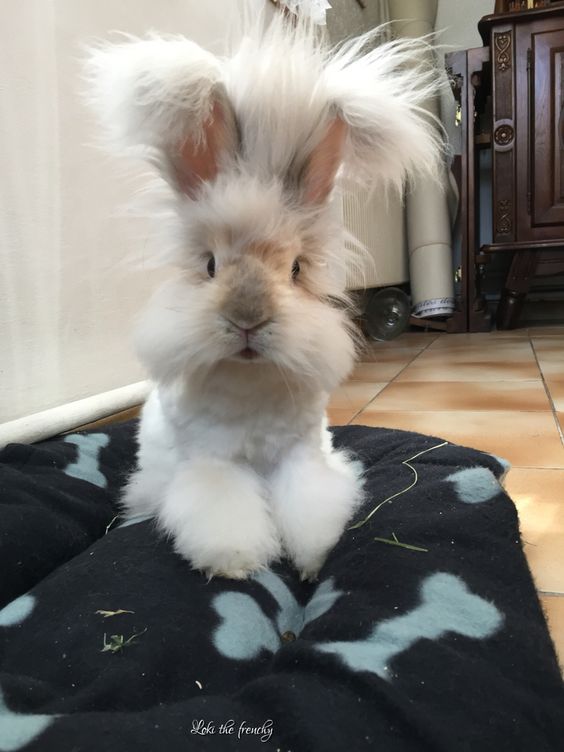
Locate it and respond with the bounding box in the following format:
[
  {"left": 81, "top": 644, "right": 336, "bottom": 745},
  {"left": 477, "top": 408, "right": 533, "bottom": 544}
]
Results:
[
  {"left": 529, "top": 337, "right": 564, "bottom": 446},
  {"left": 347, "top": 335, "right": 440, "bottom": 424},
  {"left": 538, "top": 590, "right": 564, "bottom": 598}
]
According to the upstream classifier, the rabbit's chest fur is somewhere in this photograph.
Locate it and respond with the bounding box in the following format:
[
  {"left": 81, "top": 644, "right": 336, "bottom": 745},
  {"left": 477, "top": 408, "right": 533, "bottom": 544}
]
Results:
[{"left": 148, "top": 362, "right": 328, "bottom": 476}]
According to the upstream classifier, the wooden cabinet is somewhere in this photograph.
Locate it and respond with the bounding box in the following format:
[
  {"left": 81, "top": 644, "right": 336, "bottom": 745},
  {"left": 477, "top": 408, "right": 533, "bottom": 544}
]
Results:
[
  {"left": 481, "top": 7, "right": 564, "bottom": 327},
  {"left": 498, "top": 12, "right": 564, "bottom": 239},
  {"left": 452, "top": 6, "right": 564, "bottom": 329}
]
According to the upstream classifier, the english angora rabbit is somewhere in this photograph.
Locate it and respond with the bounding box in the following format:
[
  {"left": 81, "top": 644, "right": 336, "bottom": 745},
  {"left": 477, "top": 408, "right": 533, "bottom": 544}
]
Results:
[{"left": 86, "top": 11, "right": 442, "bottom": 580}]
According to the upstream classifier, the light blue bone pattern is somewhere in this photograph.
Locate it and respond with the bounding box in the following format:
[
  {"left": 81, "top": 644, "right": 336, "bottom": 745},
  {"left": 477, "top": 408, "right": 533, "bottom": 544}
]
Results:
[
  {"left": 446, "top": 467, "right": 504, "bottom": 504},
  {"left": 213, "top": 571, "right": 342, "bottom": 660},
  {"left": 0, "top": 595, "right": 35, "bottom": 628},
  {"left": 0, "top": 596, "right": 56, "bottom": 750},
  {"left": 213, "top": 571, "right": 502, "bottom": 681},
  {"left": 63, "top": 433, "right": 109, "bottom": 488},
  {"left": 0, "top": 691, "right": 54, "bottom": 752},
  {"left": 317, "top": 572, "right": 503, "bottom": 679}
]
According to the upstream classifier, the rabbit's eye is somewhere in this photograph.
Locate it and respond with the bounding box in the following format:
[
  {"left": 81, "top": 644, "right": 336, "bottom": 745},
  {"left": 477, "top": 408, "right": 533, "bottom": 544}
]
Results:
[
  {"left": 291, "top": 259, "right": 300, "bottom": 279},
  {"left": 207, "top": 256, "right": 216, "bottom": 278}
]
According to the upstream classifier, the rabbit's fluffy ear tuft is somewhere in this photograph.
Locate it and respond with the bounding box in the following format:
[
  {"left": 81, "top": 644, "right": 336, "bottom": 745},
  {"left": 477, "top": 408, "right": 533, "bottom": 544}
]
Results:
[
  {"left": 300, "top": 117, "right": 348, "bottom": 205},
  {"left": 84, "top": 35, "right": 238, "bottom": 195},
  {"left": 84, "top": 20, "right": 446, "bottom": 201},
  {"left": 325, "top": 33, "right": 446, "bottom": 192}
]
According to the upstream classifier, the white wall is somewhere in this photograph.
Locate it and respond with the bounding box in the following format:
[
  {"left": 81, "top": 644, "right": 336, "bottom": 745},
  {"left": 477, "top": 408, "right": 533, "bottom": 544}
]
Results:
[
  {"left": 0, "top": 0, "right": 268, "bottom": 425},
  {"left": 436, "top": 0, "right": 493, "bottom": 48},
  {"left": 0, "top": 0, "right": 494, "bottom": 428}
]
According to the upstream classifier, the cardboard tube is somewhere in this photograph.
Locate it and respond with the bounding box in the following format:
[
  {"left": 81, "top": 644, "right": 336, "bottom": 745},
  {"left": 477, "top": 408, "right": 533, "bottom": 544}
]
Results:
[{"left": 388, "top": 0, "right": 455, "bottom": 317}]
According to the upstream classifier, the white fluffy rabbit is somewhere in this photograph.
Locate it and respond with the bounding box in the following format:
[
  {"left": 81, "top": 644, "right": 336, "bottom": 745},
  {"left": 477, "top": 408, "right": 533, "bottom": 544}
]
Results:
[{"left": 85, "top": 10, "right": 442, "bottom": 579}]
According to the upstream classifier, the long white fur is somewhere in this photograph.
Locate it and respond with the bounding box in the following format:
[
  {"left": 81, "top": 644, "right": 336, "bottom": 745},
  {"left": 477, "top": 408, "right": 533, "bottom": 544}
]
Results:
[
  {"left": 86, "top": 33, "right": 222, "bottom": 154},
  {"left": 86, "top": 20, "right": 443, "bottom": 190},
  {"left": 85, "top": 9, "right": 444, "bottom": 580}
]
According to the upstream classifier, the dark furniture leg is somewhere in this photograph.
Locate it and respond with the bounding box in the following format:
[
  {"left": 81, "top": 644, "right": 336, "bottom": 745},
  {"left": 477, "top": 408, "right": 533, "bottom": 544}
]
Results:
[{"left": 496, "top": 250, "right": 537, "bottom": 329}]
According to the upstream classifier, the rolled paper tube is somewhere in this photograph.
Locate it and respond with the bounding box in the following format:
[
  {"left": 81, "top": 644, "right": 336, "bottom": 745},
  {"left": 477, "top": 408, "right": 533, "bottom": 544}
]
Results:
[{"left": 388, "top": 0, "right": 455, "bottom": 318}]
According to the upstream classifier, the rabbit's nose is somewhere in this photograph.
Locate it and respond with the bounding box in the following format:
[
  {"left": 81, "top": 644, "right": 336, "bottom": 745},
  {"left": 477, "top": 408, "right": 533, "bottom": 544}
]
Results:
[{"left": 227, "top": 318, "right": 271, "bottom": 337}]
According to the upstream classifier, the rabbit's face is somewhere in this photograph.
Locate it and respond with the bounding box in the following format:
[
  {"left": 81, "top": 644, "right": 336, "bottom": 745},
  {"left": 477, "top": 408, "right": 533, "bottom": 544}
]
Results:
[
  {"left": 86, "top": 17, "right": 443, "bottom": 393},
  {"left": 134, "top": 174, "right": 356, "bottom": 392},
  {"left": 197, "top": 237, "right": 298, "bottom": 364}
]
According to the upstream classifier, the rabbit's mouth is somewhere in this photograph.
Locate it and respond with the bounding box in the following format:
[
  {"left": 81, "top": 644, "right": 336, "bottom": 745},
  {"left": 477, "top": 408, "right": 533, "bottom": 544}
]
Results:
[{"left": 238, "top": 347, "right": 259, "bottom": 361}]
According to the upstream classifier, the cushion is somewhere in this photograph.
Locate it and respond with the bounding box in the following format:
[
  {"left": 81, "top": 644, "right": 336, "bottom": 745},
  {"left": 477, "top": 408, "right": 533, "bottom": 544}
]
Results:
[{"left": 0, "top": 422, "right": 562, "bottom": 751}]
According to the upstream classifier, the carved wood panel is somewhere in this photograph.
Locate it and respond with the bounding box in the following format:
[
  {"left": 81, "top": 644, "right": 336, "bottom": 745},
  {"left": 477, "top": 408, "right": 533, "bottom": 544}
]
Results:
[
  {"left": 492, "top": 28, "right": 516, "bottom": 242},
  {"left": 532, "top": 27, "right": 564, "bottom": 227},
  {"left": 497, "top": 199, "right": 513, "bottom": 235},
  {"left": 495, "top": 32, "right": 512, "bottom": 72}
]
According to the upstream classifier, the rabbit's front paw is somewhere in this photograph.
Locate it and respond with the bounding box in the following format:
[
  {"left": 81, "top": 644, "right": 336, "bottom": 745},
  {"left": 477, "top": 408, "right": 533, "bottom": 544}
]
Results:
[
  {"left": 271, "top": 447, "right": 364, "bottom": 581},
  {"left": 201, "top": 553, "right": 269, "bottom": 582},
  {"left": 190, "top": 531, "right": 281, "bottom": 580},
  {"left": 159, "top": 458, "right": 281, "bottom": 580},
  {"left": 179, "top": 520, "right": 281, "bottom": 581},
  {"left": 297, "top": 555, "right": 327, "bottom": 583}
]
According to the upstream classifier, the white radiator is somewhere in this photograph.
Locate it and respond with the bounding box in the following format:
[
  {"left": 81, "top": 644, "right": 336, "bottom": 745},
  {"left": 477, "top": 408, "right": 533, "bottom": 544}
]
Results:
[{"left": 341, "top": 190, "right": 409, "bottom": 291}]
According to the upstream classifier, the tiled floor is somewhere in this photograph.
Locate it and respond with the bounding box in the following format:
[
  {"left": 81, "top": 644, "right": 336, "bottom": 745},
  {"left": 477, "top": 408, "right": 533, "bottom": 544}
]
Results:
[{"left": 328, "top": 325, "right": 564, "bottom": 669}]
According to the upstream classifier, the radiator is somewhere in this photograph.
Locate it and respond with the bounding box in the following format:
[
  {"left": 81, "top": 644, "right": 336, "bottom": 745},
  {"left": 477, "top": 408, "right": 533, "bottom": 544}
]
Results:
[{"left": 341, "top": 189, "right": 409, "bottom": 291}]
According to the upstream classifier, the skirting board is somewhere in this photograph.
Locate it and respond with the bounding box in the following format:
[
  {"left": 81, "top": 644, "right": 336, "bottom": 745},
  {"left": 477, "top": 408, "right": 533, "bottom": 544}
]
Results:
[{"left": 0, "top": 381, "right": 150, "bottom": 448}]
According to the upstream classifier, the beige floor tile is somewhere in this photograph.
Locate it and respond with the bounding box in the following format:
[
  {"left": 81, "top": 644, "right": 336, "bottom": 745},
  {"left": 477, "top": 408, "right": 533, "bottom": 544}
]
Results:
[
  {"left": 531, "top": 335, "right": 564, "bottom": 352},
  {"left": 395, "top": 359, "right": 540, "bottom": 382},
  {"left": 529, "top": 326, "right": 564, "bottom": 336},
  {"left": 327, "top": 408, "right": 357, "bottom": 426},
  {"left": 504, "top": 469, "right": 564, "bottom": 593},
  {"left": 539, "top": 595, "right": 564, "bottom": 669},
  {"left": 546, "top": 382, "right": 564, "bottom": 412},
  {"left": 350, "top": 410, "right": 564, "bottom": 468},
  {"left": 557, "top": 413, "right": 564, "bottom": 435},
  {"left": 538, "top": 360, "right": 564, "bottom": 383},
  {"left": 350, "top": 361, "right": 412, "bottom": 382},
  {"left": 537, "top": 361, "right": 564, "bottom": 380},
  {"left": 422, "top": 347, "right": 536, "bottom": 363},
  {"left": 359, "top": 346, "right": 429, "bottom": 364},
  {"left": 504, "top": 467, "right": 564, "bottom": 500},
  {"left": 329, "top": 382, "right": 387, "bottom": 411},
  {"left": 431, "top": 331, "right": 529, "bottom": 348},
  {"left": 535, "top": 351, "right": 564, "bottom": 365},
  {"left": 532, "top": 339, "right": 564, "bottom": 378},
  {"left": 366, "top": 332, "right": 439, "bottom": 349},
  {"left": 369, "top": 380, "right": 550, "bottom": 412},
  {"left": 415, "top": 341, "right": 536, "bottom": 361}
]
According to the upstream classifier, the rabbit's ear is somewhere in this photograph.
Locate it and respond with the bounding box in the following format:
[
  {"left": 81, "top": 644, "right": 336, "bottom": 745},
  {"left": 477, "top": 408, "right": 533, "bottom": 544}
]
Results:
[
  {"left": 169, "top": 91, "right": 239, "bottom": 198},
  {"left": 85, "top": 36, "right": 238, "bottom": 195},
  {"left": 300, "top": 118, "right": 347, "bottom": 205},
  {"left": 324, "top": 35, "right": 445, "bottom": 193}
]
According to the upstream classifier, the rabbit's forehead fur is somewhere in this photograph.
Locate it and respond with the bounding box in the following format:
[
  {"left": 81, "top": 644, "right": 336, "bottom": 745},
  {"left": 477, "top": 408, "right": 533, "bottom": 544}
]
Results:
[
  {"left": 177, "top": 171, "right": 342, "bottom": 296},
  {"left": 186, "top": 172, "right": 304, "bottom": 255}
]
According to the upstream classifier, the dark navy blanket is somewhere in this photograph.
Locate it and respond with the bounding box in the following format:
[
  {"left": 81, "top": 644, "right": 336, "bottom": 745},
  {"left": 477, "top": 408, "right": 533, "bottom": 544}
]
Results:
[{"left": 0, "top": 422, "right": 562, "bottom": 751}]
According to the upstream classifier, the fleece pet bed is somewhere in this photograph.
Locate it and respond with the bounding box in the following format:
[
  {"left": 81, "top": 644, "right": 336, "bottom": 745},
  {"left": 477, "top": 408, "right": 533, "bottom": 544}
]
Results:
[{"left": 0, "top": 422, "right": 562, "bottom": 752}]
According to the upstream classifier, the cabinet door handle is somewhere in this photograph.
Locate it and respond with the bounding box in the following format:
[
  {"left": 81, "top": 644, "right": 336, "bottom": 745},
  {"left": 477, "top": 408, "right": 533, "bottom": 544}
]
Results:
[{"left": 560, "top": 103, "right": 564, "bottom": 151}]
